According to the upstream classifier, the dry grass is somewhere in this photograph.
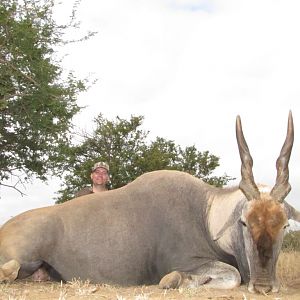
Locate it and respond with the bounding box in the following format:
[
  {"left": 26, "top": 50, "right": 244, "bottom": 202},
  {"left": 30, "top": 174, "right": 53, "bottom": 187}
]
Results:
[
  {"left": 67, "top": 278, "right": 99, "bottom": 295},
  {"left": 0, "top": 251, "right": 300, "bottom": 299},
  {"left": 277, "top": 250, "right": 300, "bottom": 288}
]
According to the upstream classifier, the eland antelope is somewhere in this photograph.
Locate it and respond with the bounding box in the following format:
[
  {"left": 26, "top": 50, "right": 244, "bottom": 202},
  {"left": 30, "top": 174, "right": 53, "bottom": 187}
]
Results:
[{"left": 0, "top": 112, "right": 299, "bottom": 294}]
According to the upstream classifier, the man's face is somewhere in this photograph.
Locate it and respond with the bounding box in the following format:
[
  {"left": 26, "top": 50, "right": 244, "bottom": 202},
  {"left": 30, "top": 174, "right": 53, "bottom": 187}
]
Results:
[{"left": 91, "top": 167, "right": 109, "bottom": 186}]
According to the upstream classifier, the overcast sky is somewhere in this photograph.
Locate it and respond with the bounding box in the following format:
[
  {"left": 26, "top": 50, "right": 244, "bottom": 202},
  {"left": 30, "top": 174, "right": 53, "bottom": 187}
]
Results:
[{"left": 2, "top": 0, "right": 300, "bottom": 225}]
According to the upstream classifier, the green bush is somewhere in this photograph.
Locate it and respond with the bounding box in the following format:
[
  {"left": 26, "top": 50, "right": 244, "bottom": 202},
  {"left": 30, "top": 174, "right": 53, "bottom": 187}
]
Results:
[{"left": 282, "top": 230, "right": 300, "bottom": 251}]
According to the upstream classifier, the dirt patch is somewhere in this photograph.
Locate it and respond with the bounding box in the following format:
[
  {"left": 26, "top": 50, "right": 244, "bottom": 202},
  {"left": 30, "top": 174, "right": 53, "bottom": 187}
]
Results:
[{"left": 1, "top": 280, "right": 299, "bottom": 300}]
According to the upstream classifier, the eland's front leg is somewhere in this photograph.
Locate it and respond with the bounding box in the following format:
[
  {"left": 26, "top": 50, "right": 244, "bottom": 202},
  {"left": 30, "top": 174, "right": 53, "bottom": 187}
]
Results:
[{"left": 159, "top": 261, "right": 241, "bottom": 289}]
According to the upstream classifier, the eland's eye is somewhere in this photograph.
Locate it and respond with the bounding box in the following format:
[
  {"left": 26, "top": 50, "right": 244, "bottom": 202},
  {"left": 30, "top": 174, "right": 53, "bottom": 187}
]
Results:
[
  {"left": 283, "top": 223, "right": 290, "bottom": 229},
  {"left": 239, "top": 219, "right": 247, "bottom": 227}
]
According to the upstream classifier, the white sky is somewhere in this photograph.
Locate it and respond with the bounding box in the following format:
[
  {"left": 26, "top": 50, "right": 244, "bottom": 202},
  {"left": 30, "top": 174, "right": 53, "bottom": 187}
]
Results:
[{"left": 1, "top": 0, "right": 300, "bottom": 227}]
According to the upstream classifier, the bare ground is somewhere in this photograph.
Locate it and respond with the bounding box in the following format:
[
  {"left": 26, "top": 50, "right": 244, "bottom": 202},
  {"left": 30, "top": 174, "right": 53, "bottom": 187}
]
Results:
[
  {"left": 1, "top": 279, "right": 300, "bottom": 300},
  {"left": 1, "top": 252, "right": 300, "bottom": 300}
]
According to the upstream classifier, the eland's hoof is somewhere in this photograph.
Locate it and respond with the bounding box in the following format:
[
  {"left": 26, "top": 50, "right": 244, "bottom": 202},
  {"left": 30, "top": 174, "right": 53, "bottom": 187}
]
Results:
[
  {"left": 159, "top": 271, "right": 184, "bottom": 289},
  {"left": 0, "top": 260, "right": 20, "bottom": 282}
]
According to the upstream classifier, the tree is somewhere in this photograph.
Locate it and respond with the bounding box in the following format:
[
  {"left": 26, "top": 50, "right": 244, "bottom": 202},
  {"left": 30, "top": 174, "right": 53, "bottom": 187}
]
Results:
[
  {"left": 0, "top": 0, "right": 92, "bottom": 193},
  {"left": 55, "top": 114, "right": 233, "bottom": 203},
  {"left": 56, "top": 114, "right": 149, "bottom": 202},
  {"left": 138, "top": 137, "right": 179, "bottom": 172},
  {"left": 178, "top": 146, "right": 230, "bottom": 187}
]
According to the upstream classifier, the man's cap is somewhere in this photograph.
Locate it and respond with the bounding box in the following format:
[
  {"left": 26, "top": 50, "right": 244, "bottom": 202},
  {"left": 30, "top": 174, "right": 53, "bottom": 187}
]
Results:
[{"left": 92, "top": 162, "right": 109, "bottom": 172}]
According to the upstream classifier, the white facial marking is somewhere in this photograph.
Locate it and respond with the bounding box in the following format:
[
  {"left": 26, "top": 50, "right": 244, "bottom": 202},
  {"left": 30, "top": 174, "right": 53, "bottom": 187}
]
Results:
[{"left": 257, "top": 184, "right": 271, "bottom": 194}]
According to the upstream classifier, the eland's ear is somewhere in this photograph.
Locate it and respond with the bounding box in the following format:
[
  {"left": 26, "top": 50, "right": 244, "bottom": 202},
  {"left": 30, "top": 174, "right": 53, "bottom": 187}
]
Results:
[
  {"left": 284, "top": 201, "right": 300, "bottom": 222},
  {"left": 213, "top": 200, "right": 246, "bottom": 241}
]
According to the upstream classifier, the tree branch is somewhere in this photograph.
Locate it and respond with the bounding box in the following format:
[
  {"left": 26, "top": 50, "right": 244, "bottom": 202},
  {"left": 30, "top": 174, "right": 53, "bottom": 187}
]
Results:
[
  {"left": 0, "top": 58, "right": 39, "bottom": 85},
  {"left": 0, "top": 182, "right": 27, "bottom": 197}
]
